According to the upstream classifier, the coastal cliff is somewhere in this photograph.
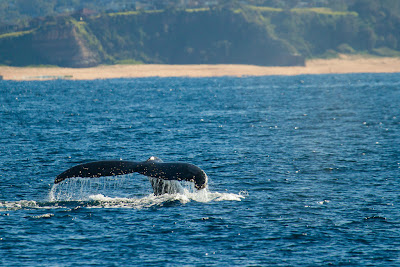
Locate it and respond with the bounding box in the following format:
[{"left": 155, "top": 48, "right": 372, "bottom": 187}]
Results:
[
  {"left": 0, "top": 9, "right": 306, "bottom": 67},
  {"left": 31, "top": 22, "right": 103, "bottom": 67},
  {"left": 0, "top": 0, "right": 400, "bottom": 67},
  {"left": 0, "top": 18, "right": 103, "bottom": 67},
  {"left": 87, "top": 9, "right": 304, "bottom": 66}
]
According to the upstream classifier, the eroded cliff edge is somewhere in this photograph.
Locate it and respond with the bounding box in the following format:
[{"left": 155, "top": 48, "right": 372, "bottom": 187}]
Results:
[
  {"left": 0, "top": 17, "right": 105, "bottom": 67},
  {"left": 0, "top": 9, "right": 306, "bottom": 67}
]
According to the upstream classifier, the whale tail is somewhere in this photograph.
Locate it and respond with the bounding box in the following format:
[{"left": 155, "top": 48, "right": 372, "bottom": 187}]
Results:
[
  {"left": 54, "top": 160, "right": 140, "bottom": 184},
  {"left": 55, "top": 158, "right": 207, "bottom": 195}
]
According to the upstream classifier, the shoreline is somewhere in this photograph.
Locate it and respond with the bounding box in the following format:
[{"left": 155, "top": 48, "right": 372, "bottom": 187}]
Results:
[{"left": 1, "top": 55, "right": 400, "bottom": 81}]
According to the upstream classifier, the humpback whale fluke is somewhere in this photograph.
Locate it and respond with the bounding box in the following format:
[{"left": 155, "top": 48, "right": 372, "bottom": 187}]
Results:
[{"left": 55, "top": 157, "right": 208, "bottom": 195}]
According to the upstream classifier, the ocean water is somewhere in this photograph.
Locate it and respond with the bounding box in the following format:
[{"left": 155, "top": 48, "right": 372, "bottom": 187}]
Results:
[{"left": 0, "top": 73, "right": 399, "bottom": 266}]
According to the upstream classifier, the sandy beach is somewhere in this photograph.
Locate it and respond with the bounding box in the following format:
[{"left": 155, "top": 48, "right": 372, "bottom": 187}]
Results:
[{"left": 1, "top": 55, "right": 400, "bottom": 80}]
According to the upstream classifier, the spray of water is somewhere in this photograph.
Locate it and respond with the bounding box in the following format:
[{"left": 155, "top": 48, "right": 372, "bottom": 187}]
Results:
[
  {"left": 1, "top": 176, "right": 246, "bottom": 211},
  {"left": 48, "top": 176, "right": 135, "bottom": 202}
]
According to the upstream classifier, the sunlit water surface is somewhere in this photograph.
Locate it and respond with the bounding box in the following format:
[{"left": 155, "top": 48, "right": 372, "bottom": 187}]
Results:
[{"left": 1, "top": 74, "right": 399, "bottom": 265}]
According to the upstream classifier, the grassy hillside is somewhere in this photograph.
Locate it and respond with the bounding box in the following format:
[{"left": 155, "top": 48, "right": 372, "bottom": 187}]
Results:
[
  {"left": 0, "top": 8, "right": 304, "bottom": 67},
  {"left": 0, "top": 4, "right": 399, "bottom": 67},
  {"left": 87, "top": 8, "right": 302, "bottom": 65}
]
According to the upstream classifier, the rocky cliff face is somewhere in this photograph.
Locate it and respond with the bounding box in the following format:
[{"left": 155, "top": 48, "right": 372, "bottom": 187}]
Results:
[
  {"left": 88, "top": 9, "right": 305, "bottom": 66},
  {"left": 31, "top": 23, "right": 101, "bottom": 67},
  {"left": 0, "top": 10, "right": 306, "bottom": 67}
]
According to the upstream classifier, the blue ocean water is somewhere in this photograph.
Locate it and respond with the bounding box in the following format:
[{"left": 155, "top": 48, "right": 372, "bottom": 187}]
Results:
[{"left": 0, "top": 73, "right": 399, "bottom": 266}]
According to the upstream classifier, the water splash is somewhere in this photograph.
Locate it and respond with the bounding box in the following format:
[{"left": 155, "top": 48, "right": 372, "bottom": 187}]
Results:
[
  {"left": 1, "top": 177, "right": 245, "bottom": 211},
  {"left": 0, "top": 200, "right": 40, "bottom": 211},
  {"left": 48, "top": 175, "right": 140, "bottom": 202},
  {"left": 148, "top": 177, "right": 185, "bottom": 195}
]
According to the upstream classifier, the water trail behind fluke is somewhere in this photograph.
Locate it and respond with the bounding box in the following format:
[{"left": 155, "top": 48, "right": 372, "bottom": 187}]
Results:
[{"left": 46, "top": 176, "right": 245, "bottom": 209}]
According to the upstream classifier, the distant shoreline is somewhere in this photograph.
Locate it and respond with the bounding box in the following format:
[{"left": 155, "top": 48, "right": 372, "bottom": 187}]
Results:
[{"left": 1, "top": 55, "right": 400, "bottom": 81}]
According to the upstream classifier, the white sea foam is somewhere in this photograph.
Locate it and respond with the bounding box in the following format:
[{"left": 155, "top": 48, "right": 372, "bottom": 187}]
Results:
[
  {"left": 50, "top": 176, "right": 245, "bottom": 208},
  {"left": 0, "top": 200, "right": 61, "bottom": 211},
  {"left": 29, "top": 213, "right": 54, "bottom": 219},
  {"left": 2, "top": 177, "right": 245, "bottom": 211},
  {"left": 82, "top": 188, "right": 245, "bottom": 209},
  {"left": 85, "top": 192, "right": 192, "bottom": 209},
  {"left": 0, "top": 200, "right": 39, "bottom": 211}
]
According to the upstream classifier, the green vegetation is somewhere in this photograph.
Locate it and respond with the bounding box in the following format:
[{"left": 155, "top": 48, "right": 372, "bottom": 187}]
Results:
[
  {"left": 291, "top": 8, "right": 358, "bottom": 16},
  {"left": 372, "top": 47, "right": 400, "bottom": 57},
  {"left": 108, "top": 11, "right": 140, "bottom": 17},
  {"left": 114, "top": 59, "right": 143, "bottom": 65},
  {"left": 185, "top": 8, "right": 210, "bottom": 13},
  {"left": 0, "top": 0, "right": 399, "bottom": 67},
  {"left": 70, "top": 19, "right": 101, "bottom": 52},
  {"left": 107, "top": 10, "right": 165, "bottom": 17},
  {"left": 25, "top": 64, "right": 60, "bottom": 68},
  {"left": 247, "top": 6, "right": 282, "bottom": 12},
  {"left": 0, "top": 29, "right": 35, "bottom": 39}
]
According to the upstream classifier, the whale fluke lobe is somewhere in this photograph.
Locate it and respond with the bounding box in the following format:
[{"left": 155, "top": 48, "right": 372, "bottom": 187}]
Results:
[
  {"left": 55, "top": 160, "right": 140, "bottom": 184},
  {"left": 55, "top": 157, "right": 208, "bottom": 195}
]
